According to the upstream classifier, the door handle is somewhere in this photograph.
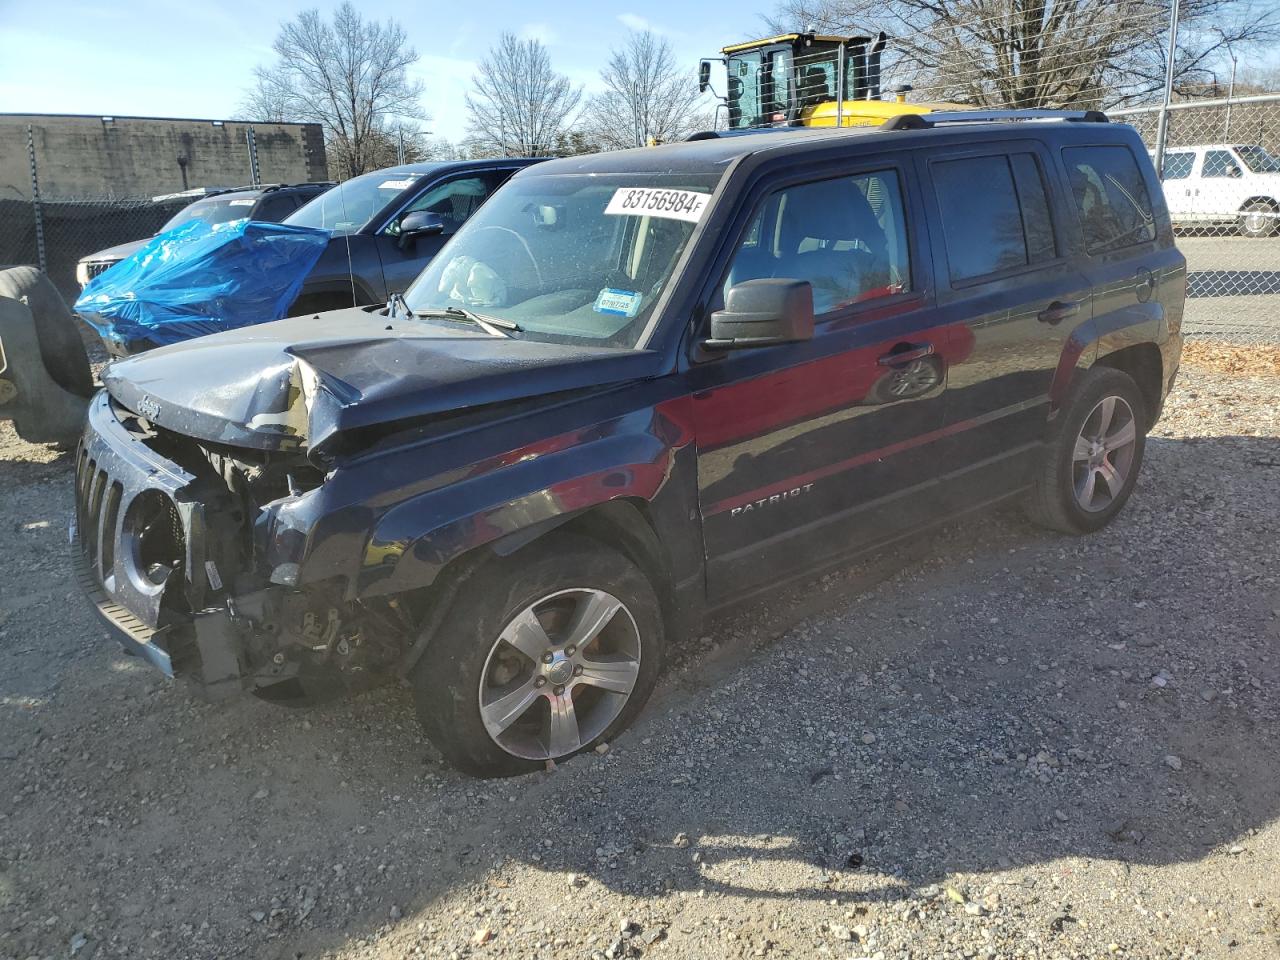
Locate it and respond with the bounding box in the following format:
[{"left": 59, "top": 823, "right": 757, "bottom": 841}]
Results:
[
  {"left": 1037, "top": 300, "right": 1081, "bottom": 325},
  {"left": 877, "top": 342, "right": 934, "bottom": 366}
]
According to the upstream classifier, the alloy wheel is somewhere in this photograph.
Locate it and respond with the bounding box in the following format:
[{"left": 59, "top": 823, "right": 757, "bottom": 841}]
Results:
[
  {"left": 477, "top": 588, "right": 642, "bottom": 761},
  {"left": 1071, "top": 395, "right": 1138, "bottom": 513}
]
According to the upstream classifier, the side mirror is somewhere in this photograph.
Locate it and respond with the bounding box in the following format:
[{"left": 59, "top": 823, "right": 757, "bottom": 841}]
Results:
[
  {"left": 704, "top": 279, "right": 815, "bottom": 350},
  {"left": 397, "top": 210, "right": 446, "bottom": 248},
  {"left": 1230, "top": 166, "right": 1243, "bottom": 178},
  {"left": 698, "top": 60, "right": 712, "bottom": 94}
]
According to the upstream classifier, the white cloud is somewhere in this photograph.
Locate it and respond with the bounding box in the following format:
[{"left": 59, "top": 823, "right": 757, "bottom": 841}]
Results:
[
  {"left": 519, "top": 22, "right": 558, "bottom": 45},
  {"left": 617, "top": 12, "right": 668, "bottom": 36}
]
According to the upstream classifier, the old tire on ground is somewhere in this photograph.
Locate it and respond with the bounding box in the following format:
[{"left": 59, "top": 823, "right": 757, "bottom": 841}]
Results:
[
  {"left": 411, "top": 533, "right": 664, "bottom": 778},
  {"left": 1238, "top": 199, "right": 1279, "bottom": 239},
  {"left": 1025, "top": 366, "right": 1148, "bottom": 535},
  {"left": 0, "top": 266, "right": 94, "bottom": 398}
]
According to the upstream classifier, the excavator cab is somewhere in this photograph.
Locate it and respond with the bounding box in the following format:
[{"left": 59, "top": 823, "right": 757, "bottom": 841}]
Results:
[{"left": 701, "top": 32, "right": 934, "bottom": 129}]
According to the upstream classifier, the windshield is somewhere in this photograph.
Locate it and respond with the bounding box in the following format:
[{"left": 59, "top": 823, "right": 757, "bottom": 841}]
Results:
[
  {"left": 161, "top": 196, "right": 256, "bottom": 231},
  {"left": 286, "top": 170, "right": 424, "bottom": 235},
  {"left": 1235, "top": 144, "right": 1280, "bottom": 174},
  {"left": 404, "top": 172, "right": 722, "bottom": 348}
]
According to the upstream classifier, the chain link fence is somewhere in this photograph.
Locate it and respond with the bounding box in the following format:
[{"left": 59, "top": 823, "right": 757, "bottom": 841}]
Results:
[
  {"left": 0, "top": 195, "right": 191, "bottom": 305},
  {"left": 1110, "top": 94, "right": 1280, "bottom": 345}
]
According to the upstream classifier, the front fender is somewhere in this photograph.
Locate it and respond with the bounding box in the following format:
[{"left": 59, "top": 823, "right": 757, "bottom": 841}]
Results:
[{"left": 348, "top": 401, "right": 694, "bottom": 599}]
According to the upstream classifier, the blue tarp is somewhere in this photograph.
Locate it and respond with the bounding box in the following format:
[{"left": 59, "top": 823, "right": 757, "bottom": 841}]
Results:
[{"left": 75, "top": 217, "right": 330, "bottom": 350}]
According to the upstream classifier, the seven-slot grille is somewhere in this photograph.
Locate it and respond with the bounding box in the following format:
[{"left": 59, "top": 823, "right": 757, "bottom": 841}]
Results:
[
  {"left": 75, "top": 445, "right": 124, "bottom": 582},
  {"left": 74, "top": 444, "right": 186, "bottom": 587}
]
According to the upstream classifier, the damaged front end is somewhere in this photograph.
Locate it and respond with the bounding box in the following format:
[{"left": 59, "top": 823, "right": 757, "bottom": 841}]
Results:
[{"left": 73, "top": 390, "right": 410, "bottom": 701}]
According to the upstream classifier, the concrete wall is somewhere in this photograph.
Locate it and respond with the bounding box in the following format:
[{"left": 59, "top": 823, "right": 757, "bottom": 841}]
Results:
[{"left": 0, "top": 114, "right": 329, "bottom": 200}]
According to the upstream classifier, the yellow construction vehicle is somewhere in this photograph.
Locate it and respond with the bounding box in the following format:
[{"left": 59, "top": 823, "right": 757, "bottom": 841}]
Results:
[{"left": 699, "top": 32, "right": 939, "bottom": 130}]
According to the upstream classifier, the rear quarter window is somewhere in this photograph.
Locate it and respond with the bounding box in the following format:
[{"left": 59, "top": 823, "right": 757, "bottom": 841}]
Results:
[{"left": 1062, "top": 145, "right": 1157, "bottom": 254}]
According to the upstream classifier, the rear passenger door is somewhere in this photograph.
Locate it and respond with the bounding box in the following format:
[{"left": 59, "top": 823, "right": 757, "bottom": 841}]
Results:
[{"left": 917, "top": 141, "right": 1092, "bottom": 508}]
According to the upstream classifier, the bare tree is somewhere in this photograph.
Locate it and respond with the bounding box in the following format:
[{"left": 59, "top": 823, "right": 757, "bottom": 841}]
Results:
[
  {"left": 466, "top": 33, "right": 583, "bottom": 155},
  {"left": 581, "top": 31, "right": 714, "bottom": 149},
  {"left": 766, "top": 0, "right": 1280, "bottom": 108},
  {"left": 241, "top": 2, "right": 428, "bottom": 178}
]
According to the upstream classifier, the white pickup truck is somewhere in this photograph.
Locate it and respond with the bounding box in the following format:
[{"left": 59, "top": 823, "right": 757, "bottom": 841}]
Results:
[{"left": 1157, "top": 143, "right": 1280, "bottom": 238}]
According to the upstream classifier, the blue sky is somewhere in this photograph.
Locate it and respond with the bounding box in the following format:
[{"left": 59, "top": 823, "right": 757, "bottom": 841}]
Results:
[{"left": 0, "top": 0, "right": 767, "bottom": 142}]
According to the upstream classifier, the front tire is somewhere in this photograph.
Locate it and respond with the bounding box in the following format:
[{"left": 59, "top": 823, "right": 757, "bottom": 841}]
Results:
[
  {"left": 1025, "top": 367, "right": 1147, "bottom": 535},
  {"left": 1238, "top": 200, "right": 1278, "bottom": 239},
  {"left": 411, "top": 534, "right": 664, "bottom": 778}
]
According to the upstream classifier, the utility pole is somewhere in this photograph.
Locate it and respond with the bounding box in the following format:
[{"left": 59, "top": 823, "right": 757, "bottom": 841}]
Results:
[
  {"left": 1224, "top": 49, "right": 1238, "bottom": 139},
  {"left": 1152, "top": 0, "right": 1180, "bottom": 179}
]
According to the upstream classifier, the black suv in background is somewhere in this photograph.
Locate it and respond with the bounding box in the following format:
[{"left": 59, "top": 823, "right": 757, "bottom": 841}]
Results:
[
  {"left": 280, "top": 157, "right": 545, "bottom": 315},
  {"left": 74, "top": 183, "right": 334, "bottom": 287},
  {"left": 72, "top": 111, "right": 1183, "bottom": 777}
]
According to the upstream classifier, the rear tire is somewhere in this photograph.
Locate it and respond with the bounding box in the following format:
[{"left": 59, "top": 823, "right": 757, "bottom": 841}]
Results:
[
  {"left": 1238, "top": 200, "right": 1278, "bottom": 239},
  {"left": 1024, "top": 367, "right": 1148, "bottom": 535},
  {"left": 410, "top": 534, "right": 664, "bottom": 778},
  {"left": 0, "top": 266, "right": 94, "bottom": 398}
]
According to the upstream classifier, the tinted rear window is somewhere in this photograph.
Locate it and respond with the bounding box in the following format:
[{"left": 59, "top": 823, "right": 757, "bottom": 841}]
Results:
[
  {"left": 933, "top": 155, "right": 1029, "bottom": 282},
  {"left": 1010, "top": 153, "right": 1057, "bottom": 264},
  {"left": 1062, "top": 146, "right": 1156, "bottom": 254}
]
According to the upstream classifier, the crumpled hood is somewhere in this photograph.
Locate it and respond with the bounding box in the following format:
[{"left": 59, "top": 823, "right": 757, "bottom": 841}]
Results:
[{"left": 101, "top": 308, "right": 662, "bottom": 454}]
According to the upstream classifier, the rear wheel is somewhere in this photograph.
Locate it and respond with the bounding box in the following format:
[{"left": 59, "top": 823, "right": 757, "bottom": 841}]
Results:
[
  {"left": 1025, "top": 367, "right": 1147, "bottom": 535},
  {"left": 1238, "top": 200, "right": 1278, "bottom": 238},
  {"left": 410, "top": 534, "right": 664, "bottom": 778}
]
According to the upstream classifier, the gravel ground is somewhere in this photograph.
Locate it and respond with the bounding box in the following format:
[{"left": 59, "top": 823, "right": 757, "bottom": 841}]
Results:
[{"left": 2, "top": 347, "right": 1278, "bottom": 960}]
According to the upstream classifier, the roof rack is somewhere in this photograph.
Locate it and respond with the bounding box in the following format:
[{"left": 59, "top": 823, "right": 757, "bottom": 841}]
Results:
[
  {"left": 882, "top": 109, "right": 1108, "bottom": 131},
  {"left": 685, "top": 127, "right": 809, "bottom": 141}
]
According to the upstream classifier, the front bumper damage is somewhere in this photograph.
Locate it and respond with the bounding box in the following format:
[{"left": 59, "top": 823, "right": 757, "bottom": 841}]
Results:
[
  {"left": 73, "top": 392, "right": 252, "bottom": 695},
  {"left": 72, "top": 392, "right": 402, "bottom": 700}
]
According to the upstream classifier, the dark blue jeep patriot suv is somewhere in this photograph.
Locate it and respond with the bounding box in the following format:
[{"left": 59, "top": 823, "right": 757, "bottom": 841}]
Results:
[{"left": 73, "top": 111, "right": 1184, "bottom": 777}]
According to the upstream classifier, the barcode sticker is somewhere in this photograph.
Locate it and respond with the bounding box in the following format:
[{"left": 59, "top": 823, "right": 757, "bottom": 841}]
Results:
[{"left": 604, "top": 188, "right": 710, "bottom": 223}]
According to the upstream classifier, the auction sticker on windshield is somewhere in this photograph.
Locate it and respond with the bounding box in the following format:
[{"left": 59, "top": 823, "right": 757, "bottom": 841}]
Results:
[{"left": 605, "top": 188, "right": 709, "bottom": 223}]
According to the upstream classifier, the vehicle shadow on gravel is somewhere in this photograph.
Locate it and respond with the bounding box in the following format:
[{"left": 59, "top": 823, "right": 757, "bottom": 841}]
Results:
[
  {"left": 494, "top": 437, "right": 1280, "bottom": 907},
  {"left": 3, "top": 432, "right": 1278, "bottom": 959}
]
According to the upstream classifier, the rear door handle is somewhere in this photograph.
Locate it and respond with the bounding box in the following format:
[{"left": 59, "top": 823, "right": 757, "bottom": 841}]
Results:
[
  {"left": 878, "top": 342, "right": 934, "bottom": 366},
  {"left": 1037, "top": 300, "right": 1081, "bottom": 325}
]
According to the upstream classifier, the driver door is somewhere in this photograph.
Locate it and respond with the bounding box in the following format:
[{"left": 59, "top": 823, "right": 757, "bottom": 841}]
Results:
[
  {"left": 689, "top": 160, "right": 955, "bottom": 602},
  {"left": 375, "top": 171, "right": 509, "bottom": 295}
]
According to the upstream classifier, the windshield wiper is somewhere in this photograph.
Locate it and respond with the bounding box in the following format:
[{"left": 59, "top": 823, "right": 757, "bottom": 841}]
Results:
[
  {"left": 387, "top": 292, "right": 412, "bottom": 321},
  {"left": 414, "top": 305, "right": 521, "bottom": 337}
]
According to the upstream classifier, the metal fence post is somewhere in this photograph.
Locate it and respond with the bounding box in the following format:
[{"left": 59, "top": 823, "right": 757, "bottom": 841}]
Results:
[
  {"left": 245, "top": 127, "right": 261, "bottom": 186},
  {"left": 1152, "top": 0, "right": 1181, "bottom": 178},
  {"left": 836, "top": 43, "right": 846, "bottom": 128},
  {"left": 25, "top": 124, "right": 47, "bottom": 273}
]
